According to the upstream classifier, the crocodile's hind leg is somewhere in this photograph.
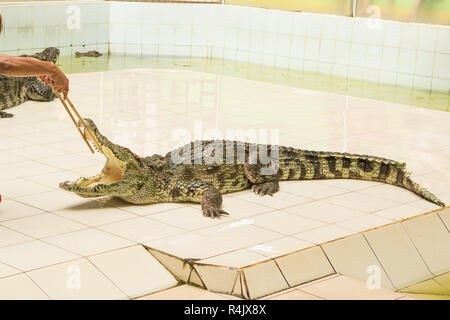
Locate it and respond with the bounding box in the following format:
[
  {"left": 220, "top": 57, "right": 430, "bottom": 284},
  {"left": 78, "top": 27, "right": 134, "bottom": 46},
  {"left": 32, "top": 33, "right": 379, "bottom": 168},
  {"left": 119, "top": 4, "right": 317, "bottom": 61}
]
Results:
[
  {"left": 169, "top": 180, "right": 229, "bottom": 218},
  {"left": 244, "top": 163, "right": 281, "bottom": 196},
  {"left": 0, "top": 81, "right": 27, "bottom": 118},
  {"left": 0, "top": 111, "right": 14, "bottom": 118},
  {"left": 25, "top": 80, "right": 56, "bottom": 101},
  {"left": 0, "top": 93, "right": 27, "bottom": 118}
]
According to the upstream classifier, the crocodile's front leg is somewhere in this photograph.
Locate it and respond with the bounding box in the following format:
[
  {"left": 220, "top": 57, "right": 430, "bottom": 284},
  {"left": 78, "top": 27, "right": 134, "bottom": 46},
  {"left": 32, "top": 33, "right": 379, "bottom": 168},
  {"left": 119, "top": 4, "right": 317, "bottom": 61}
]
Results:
[
  {"left": 201, "top": 185, "right": 229, "bottom": 218},
  {"left": 169, "top": 180, "right": 229, "bottom": 218}
]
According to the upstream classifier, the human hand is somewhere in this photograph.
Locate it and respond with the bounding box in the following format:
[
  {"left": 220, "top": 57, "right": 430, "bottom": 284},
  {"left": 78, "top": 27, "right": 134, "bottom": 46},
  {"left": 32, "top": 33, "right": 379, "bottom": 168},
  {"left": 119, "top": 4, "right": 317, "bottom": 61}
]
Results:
[{"left": 39, "top": 66, "right": 69, "bottom": 99}]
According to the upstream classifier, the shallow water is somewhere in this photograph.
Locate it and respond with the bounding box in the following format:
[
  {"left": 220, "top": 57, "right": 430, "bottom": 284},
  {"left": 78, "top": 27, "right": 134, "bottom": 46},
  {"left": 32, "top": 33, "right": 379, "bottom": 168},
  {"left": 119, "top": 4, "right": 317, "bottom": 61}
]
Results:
[{"left": 57, "top": 54, "right": 449, "bottom": 112}]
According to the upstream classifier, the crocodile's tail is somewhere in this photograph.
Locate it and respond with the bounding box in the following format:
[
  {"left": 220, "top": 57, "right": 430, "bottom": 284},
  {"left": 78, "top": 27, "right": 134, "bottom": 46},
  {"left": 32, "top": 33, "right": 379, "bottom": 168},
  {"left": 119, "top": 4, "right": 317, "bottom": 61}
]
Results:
[
  {"left": 278, "top": 148, "right": 445, "bottom": 207},
  {"left": 399, "top": 174, "right": 445, "bottom": 207}
]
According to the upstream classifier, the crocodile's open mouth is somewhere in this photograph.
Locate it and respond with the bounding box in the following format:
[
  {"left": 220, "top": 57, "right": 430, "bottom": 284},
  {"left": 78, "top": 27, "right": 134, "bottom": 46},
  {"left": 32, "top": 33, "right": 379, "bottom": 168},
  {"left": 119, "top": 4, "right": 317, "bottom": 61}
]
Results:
[{"left": 59, "top": 119, "right": 129, "bottom": 196}]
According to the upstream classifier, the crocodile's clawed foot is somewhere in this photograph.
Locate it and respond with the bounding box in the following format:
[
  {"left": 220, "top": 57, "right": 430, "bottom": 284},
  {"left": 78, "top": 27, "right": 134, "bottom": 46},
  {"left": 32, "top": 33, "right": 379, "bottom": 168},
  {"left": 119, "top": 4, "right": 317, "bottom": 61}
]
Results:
[
  {"left": 202, "top": 207, "right": 229, "bottom": 219},
  {"left": 252, "top": 181, "right": 279, "bottom": 196},
  {"left": 0, "top": 111, "right": 14, "bottom": 118}
]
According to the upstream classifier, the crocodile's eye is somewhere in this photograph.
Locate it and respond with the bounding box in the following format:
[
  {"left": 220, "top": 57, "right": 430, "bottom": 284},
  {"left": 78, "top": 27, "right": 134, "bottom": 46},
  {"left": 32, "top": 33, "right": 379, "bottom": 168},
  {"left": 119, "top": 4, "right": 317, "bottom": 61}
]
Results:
[{"left": 206, "top": 166, "right": 219, "bottom": 174}]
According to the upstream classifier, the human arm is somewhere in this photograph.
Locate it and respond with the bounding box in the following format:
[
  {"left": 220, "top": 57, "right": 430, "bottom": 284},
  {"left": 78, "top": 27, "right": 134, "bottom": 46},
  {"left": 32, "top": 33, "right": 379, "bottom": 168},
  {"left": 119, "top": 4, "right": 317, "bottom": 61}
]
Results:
[{"left": 0, "top": 54, "right": 69, "bottom": 99}]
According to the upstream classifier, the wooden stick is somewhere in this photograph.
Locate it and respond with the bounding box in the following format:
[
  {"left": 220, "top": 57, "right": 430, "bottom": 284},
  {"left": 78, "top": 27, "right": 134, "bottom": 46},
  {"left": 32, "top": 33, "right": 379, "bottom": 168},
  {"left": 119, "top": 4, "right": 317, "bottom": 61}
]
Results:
[
  {"left": 65, "top": 97, "right": 89, "bottom": 132},
  {"left": 55, "top": 92, "right": 95, "bottom": 154},
  {"left": 65, "top": 97, "right": 102, "bottom": 151}
]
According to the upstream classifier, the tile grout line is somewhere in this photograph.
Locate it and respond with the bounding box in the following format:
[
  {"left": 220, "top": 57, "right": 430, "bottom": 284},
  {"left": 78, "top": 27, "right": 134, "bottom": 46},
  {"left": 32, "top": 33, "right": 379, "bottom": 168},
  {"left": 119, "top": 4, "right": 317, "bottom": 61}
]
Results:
[
  {"left": 0, "top": 211, "right": 88, "bottom": 237},
  {"left": 273, "top": 258, "right": 292, "bottom": 288},
  {"left": 318, "top": 244, "right": 337, "bottom": 275},
  {"left": 0, "top": 259, "right": 22, "bottom": 279},
  {"left": 143, "top": 251, "right": 188, "bottom": 284},
  {"left": 436, "top": 211, "right": 450, "bottom": 234},
  {"left": 5, "top": 242, "right": 154, "bottom": 285},
  {"left": 360, "top": 231, "right": 398, "bottom": 290},
  {"left": 0, "top": 214, "right": 134, "bottom": 250},
  {"left": 399, "top": 220, "right": 437, "bottom": 277},
  {"left": 229, "top": 270, "right": 239, "bottom": 296},
  {"left": 189, "top": 266, "right": 208, "bottom": 289},
  {"left": 85, "top": 255, "right": 132, "bottom": 299},
  {"left": 23, "top": 272, "right": 53, "bottom": 300},
  {"left": 291, "top": 273, "right": 341, "bottom": 290},
  {"left": 240, "top": 270, "right": 251, "bottom": 299}
]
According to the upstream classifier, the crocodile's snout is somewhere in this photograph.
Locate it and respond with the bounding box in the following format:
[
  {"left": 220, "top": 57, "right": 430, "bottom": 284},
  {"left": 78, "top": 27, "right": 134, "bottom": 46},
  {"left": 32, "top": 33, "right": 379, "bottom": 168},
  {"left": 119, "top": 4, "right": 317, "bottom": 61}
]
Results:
[{"left": 59, "top": 181, "right": 74, "bottom": 189}]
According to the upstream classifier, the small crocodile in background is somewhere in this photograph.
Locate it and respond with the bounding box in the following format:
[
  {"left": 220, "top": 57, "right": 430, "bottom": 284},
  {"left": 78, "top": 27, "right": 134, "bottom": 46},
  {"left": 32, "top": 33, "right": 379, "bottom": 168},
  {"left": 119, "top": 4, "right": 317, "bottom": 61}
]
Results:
[
  {"left": 75, "top": 50, "right": 102, "bottom": 58},
  {"left": 60, "top": 118, "right": 446, "bottom": 218},
  {"left": 0, "top": 47, "right": 59, "bottom": 118}
]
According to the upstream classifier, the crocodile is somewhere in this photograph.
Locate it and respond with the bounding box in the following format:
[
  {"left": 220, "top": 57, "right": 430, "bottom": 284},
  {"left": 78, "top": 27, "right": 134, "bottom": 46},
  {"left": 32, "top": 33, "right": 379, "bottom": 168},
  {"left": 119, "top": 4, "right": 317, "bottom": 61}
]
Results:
[
  {"left": 59, "top": 118, "right": 446, "bottom": 218},
  {"left": 20, "top": 47, "right": 60, "bottom": 62},
  {"left": 0, "top": 47, "right": 59, "bottom": 118},
  {"left": 75, "top": 50, "right": 102, "bottom": 58}
]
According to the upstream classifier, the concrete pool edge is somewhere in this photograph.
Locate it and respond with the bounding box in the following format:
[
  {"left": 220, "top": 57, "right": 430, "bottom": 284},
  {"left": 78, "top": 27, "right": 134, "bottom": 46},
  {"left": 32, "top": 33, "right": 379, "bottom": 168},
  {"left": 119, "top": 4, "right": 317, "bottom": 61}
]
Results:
[{"left": 144, "top": 206, "right": 450, "bottom": 299}]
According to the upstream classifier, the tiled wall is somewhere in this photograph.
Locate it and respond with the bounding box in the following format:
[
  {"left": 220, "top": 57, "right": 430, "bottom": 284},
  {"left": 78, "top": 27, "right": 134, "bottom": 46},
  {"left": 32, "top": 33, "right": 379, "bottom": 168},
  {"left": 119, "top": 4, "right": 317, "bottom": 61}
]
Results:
[
  {"left": 108, "top": 2, "right": 450, "bottom": 92},
  {"left": 0, "top": 1, "right": 449, "bottom": 92},
  {"left": 0, "top": 1, "right": 109, "bottom": 56},
  {"left": 110, "top": 2, "right": 450, "bottom": 91}
]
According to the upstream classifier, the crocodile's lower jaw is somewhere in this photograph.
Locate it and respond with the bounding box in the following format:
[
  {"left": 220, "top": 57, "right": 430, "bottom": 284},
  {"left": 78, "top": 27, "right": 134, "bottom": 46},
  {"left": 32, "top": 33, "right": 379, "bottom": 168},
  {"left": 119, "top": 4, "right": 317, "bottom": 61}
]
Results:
[{"left": 60, "top": 129, "right": 127, "bottom": 194}]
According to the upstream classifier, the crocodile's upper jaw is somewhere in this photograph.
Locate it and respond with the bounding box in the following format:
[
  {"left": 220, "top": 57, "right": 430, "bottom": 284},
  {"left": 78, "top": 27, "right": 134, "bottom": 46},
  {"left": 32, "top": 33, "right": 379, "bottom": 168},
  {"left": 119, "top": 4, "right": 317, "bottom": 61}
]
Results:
[
  {"left": 59, "top": 118, "right": 139, "bottom": 197},
  {"left": 60, "top": 145, "right": 126, "bottom": 194}
]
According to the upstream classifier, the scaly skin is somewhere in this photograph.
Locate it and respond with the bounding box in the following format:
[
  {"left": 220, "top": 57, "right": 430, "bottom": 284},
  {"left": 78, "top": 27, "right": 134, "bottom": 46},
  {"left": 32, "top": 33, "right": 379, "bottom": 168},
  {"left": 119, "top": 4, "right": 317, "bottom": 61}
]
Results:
[
  {"left": 20, "top": 47, "right": 60, "bottom": 63},
  {"left": 0, "top": 47, "right": 59, "bottom": 118},
  {"left": 60, "top": 118, "right": 446, "bottom": 218}
]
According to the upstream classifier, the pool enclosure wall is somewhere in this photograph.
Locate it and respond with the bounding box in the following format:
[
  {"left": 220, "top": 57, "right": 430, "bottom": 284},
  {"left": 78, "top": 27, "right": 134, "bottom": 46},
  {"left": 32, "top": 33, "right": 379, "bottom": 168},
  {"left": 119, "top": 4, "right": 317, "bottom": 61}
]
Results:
[{"left": 0, "top": 1, "right": 448, "bottom": 92}]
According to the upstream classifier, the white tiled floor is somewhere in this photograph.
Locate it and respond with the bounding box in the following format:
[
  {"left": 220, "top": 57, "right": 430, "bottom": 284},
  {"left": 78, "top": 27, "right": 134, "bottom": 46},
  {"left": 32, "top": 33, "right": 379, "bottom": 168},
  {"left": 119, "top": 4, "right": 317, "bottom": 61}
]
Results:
[
  {"left": 294, "top": 274, "right": 406, "bottom": 300},
  {"left": 1, "top": 213, "right": 86, "bottom": 238},
  {"left": 27, "top": 258, "right": 128, "bottom": 300},
  {"left": 43, "top": 228, "right": 135, "bottom": 257},
  {"left": 0, "top": 68, "right": 449, "bottom": 299},
  {"left": 256, "top": 273, "right": 415, "bottom": 299},
  {"left": 88, "top": 246, "right": 178, "bottom": 298}
]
